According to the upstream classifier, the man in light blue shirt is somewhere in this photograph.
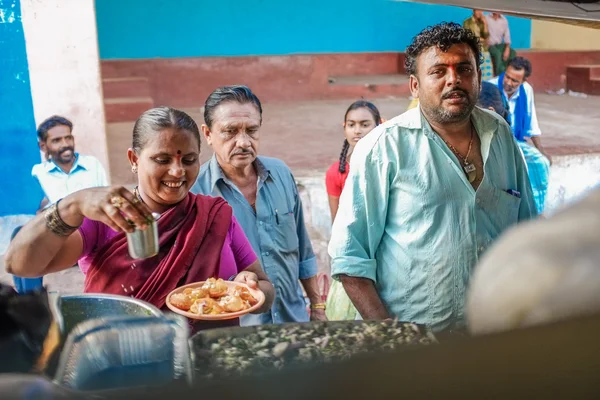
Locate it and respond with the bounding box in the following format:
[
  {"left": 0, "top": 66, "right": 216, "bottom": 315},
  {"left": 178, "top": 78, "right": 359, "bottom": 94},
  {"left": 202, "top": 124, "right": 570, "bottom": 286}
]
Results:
[
  {"left": 32, "top": 115, "right": 108, "bottom": 204},
  {"left": 11, "top": 116, "right": 108, "bottom": 292},
  {"left": 192, "top": 85, "right": 325, "bottom": 325},
  {"left": 329, "top": 23, "right": 536, "bottom": 332}
]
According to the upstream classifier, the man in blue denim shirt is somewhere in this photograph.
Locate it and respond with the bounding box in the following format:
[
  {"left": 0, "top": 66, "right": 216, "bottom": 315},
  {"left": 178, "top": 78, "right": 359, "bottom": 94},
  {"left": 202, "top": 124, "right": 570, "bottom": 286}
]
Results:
[{"left": 192, "top": 85, "right": 325, "bottom": 325}]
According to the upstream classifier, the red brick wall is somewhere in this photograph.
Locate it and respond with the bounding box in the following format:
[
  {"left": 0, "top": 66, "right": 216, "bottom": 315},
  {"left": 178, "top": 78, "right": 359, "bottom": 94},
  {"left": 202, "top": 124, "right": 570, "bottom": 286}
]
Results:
[
  {"left": 523, "top": 51, "right": 600, "bottom": 92},
  {"left": 101, "top": 50, "right": 600, "bottom": 108}
]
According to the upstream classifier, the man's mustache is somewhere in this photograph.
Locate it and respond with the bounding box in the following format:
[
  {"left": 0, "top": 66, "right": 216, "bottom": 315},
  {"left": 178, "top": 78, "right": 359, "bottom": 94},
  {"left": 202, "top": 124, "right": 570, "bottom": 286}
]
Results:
[
  {"left": 233, "top": 149, "right": 253, "bottom": 155},
  {"left": 59, "top": 146, "right": 74, "bottom": 155},
  {"left": 442, "top": 89, "right": 468, "bottom": 100}
]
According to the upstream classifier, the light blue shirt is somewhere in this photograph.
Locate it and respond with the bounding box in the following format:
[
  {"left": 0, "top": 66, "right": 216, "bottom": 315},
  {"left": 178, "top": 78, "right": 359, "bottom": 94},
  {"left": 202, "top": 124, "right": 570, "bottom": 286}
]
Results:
[
  {"left": 192, "top": 156, "right": 318, "bottom": 325},
  {"left": 328, "top": 106, "right": 537, "bottom": 332},
  {"left": 32, "top": 153, "right": 108, "bottom": 204}
]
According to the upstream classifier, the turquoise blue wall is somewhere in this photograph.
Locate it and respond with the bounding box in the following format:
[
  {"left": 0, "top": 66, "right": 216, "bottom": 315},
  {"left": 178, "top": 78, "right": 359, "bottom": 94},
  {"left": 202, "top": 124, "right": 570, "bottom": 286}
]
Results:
[
  {"left": 0, "top": 0, "right": 44, "bottom": 217},
  {"left": 95, "top": 0, "right": 531, "bottom": 59}
]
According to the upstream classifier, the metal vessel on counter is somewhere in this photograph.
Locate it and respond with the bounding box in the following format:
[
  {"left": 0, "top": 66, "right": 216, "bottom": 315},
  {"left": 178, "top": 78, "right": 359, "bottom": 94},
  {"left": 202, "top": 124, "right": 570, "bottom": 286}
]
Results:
[{"left": 126, "top": 212, "right": 161, "bottom": 259}]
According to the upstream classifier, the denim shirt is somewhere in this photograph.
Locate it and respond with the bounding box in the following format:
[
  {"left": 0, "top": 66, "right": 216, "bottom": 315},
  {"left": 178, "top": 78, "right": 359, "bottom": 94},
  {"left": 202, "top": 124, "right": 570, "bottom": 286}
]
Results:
[
  {"left": 192, "top": 156, "right": 318, "bottom": 325},
  {"left": 329, "top": 106, "right": 537, "bottom": 332}
]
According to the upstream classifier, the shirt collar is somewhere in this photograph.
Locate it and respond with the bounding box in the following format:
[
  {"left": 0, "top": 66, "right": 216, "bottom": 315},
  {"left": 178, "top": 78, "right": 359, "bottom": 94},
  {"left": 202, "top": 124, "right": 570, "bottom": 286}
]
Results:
[
  {"left": 44, "top": 153, "right": 87, "bottom": 174},
  {"left": 209, "top": 155, "right": 271, "bottom": 191}
]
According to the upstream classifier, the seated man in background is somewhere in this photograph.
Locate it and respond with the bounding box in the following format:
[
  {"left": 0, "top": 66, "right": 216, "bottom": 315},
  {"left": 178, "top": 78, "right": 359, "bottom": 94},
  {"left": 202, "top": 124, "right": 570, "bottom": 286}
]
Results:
[
  {"left": 11, "top": 115, "right": 108, "bottom": 292},
  {"left": 489, "top": 57, "right": 551, "bottom": 214},
  {"left": 32, "top": 115, "right": 108, "bottom": 204}
]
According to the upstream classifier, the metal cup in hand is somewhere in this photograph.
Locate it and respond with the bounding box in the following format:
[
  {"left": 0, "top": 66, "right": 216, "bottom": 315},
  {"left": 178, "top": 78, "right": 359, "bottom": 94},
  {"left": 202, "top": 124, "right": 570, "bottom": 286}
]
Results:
[{"left": 126, "top": 213, "right": 161, "bottom": 260}]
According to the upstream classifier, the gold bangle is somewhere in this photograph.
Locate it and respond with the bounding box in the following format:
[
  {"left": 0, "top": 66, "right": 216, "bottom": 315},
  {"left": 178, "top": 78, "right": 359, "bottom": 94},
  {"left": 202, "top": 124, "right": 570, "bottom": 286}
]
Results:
[
  {"left": 44, "top": 200, "right": 79, "bottom": 237},
  {"left": 311, "top": 303, "right": 326, "bottom": 310}
]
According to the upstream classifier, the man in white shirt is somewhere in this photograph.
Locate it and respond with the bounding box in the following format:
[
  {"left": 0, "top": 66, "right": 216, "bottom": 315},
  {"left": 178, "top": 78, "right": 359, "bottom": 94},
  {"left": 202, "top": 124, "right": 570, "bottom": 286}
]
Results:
[
  {"left": 485, "top": 12, "right": 516, "bottom": 76},
  {"left": 11, "top": 116, "right": 108, "bottom": 293},
  {"left": 32, "top": 115, "right": 108, "bottom": 204},
  {"left": 488, "top": 57, "right": 551, "bottom": 214}
]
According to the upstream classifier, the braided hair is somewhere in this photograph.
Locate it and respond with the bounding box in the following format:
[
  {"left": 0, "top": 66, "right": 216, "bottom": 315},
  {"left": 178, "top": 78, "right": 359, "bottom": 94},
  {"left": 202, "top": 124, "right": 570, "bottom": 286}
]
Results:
[{"left": 339, "top": 100, "right": 382, "bottom": 173}]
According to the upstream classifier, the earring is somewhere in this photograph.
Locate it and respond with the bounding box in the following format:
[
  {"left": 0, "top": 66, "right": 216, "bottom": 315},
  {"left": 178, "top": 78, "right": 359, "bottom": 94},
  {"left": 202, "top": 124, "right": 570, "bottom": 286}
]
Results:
[{"left": 132, "top": 165, "right": 138, "bottom": 173}]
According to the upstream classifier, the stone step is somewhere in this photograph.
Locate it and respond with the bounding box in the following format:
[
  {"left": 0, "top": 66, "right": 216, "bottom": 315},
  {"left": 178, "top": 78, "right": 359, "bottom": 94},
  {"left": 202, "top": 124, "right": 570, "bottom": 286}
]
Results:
[
  {"left": 325, "top": 74, "right": 410, "bottom": 99},
  {"left": 566, "top": 65, "right": 600, "bottom": 95},
  {"left": 104, "top": 97, "right": 154, "bottom": 123}
]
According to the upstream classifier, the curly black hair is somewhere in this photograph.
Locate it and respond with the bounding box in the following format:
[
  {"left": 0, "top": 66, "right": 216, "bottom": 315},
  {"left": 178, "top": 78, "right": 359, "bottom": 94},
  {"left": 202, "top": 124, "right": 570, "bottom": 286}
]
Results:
[
  {"left": 405, "top": 22, "right": 482, "bottom": 76},
  {"left": 507, "top": 56, "right": 532, "bottom": 78}
]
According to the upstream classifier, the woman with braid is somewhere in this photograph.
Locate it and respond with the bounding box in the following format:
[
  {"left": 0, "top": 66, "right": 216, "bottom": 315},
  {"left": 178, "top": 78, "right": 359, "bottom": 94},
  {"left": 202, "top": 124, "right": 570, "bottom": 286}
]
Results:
[
  {"left": 326, "top": 101, "right": 382, "bottom": 221},
  {"left": 325, "top": 100, "right": 382, "bottom": 320}
]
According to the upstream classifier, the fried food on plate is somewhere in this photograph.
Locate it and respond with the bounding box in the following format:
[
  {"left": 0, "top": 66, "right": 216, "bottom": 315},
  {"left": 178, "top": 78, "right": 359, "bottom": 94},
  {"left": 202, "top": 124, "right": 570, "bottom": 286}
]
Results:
[{"left": 170, "top": 278, "right": 259, "bottom": 316}]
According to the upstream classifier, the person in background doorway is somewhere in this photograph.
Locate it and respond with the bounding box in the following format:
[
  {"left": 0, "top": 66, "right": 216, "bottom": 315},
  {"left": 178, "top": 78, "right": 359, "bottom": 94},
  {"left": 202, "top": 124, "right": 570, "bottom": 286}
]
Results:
[
  {"left": 192, "top": 85, "right": 325, "bottom": 325},
  {"left": 329, "top": 23, "right": 536, "bottom": 332},
  {"left": 463, "top": 9, "right": 494, "bottom": 80},
  {"left": 489, "top": 57, "right": 551, "bottom": 213},
  {"left": 325, "top": 100, "right": 382, "bottom": 321},
  {"left": 485, "top": 12, "right": 516, "bottom": 75},
  {"left": 32, "top": 116, "right": 108, "bottom": 204}
]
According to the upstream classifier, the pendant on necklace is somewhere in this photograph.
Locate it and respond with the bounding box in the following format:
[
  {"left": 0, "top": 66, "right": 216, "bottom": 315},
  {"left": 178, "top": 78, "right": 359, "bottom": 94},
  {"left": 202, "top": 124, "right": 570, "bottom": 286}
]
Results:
[{"left": 464, "top": 163, "right": 477, "bottom": 183}]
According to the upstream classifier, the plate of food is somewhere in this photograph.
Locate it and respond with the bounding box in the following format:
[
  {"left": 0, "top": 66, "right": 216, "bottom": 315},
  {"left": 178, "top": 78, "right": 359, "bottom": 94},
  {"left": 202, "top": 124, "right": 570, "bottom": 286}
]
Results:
[{"left": 165, "top": 278, "right": 265, "bottom": 320}]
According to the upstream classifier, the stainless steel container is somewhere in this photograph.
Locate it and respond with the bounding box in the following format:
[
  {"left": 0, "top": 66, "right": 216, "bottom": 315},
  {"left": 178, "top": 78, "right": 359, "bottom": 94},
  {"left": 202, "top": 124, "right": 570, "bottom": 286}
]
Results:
[
  {"left": 126, "top": 212, "right": 161, "bottom": 259},
  {"left": 55, "top": 293, "right": 163, "bottom": 337}
]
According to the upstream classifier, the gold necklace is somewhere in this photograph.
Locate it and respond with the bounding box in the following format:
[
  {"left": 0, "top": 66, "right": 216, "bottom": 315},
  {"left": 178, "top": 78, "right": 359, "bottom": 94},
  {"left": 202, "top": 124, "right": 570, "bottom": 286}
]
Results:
[{"left": 441, "top": 126, "right": 477, "bottom": 183}]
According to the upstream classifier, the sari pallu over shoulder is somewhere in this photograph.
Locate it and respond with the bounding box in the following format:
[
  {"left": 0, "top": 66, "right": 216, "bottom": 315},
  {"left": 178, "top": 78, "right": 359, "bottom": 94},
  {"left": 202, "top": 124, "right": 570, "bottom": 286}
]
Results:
[{"left": 83, "top": 192, "right": 232, "bottom": 309}]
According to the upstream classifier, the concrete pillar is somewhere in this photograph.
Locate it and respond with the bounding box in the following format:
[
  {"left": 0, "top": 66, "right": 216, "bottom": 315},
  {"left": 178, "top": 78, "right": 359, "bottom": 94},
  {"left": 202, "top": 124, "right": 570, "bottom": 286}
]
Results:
[
  {"left": 0, "top": 0, "right": 109, "bottom": 254},
  {"left": 20, "top": 0, "right": 110, "bottom": 176}
]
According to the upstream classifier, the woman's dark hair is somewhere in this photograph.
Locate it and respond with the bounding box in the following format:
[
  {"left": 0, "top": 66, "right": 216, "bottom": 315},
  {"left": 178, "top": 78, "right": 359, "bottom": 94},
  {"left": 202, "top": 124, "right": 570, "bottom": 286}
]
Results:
[
  {"left": 507, "top": 56, "right": 532, "bottom": 79},
  {"left": 478, "top": 82, "right": 509, "bottom": 122},
  {"left": 339, "top": 100, "right": 382, "bottom": 174},
  {"left": 37, "top": 115, "right": 73, "bottom": 142},
  {"left": 203, "top": 85, "right": 263, "bottom": 129},
  {"left": 405, "top": 22, "right": 482, "bottom": 76},
  {"left": 132, "top": 106, "right": 200, "bottom": 153}
]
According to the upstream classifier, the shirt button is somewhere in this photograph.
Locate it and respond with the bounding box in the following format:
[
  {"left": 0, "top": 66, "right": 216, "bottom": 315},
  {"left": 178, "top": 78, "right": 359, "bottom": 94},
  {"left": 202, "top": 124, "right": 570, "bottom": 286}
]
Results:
[
  {"left": 476, "top": 199, "right": 481, "bottom": 206},
  {"left": 479, "top": 246, "right": 485, "bottom": 252},
  {"left": 265, "top": 251, "right": 270, "bottom": 256},
  {"left": 259, "top": 221, "right": 264, "bottom": 226}
]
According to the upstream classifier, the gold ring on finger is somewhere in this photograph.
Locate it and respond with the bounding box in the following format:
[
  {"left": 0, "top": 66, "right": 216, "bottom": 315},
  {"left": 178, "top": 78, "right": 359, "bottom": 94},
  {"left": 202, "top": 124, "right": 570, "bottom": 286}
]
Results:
[
  {"left": 110, "top": 195, "right": 126, "bottom": 209},
  {"left": 131, "top": 196, "right": 141, "bottom": 205}
]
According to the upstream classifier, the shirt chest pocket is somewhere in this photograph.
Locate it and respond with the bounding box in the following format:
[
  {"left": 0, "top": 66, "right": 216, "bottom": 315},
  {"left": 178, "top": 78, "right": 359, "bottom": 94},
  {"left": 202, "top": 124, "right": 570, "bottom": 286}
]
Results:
[
  {"left": 482, "top": 185, "right": 521, "bottom": 232},
  {"left": 271, "top": 211, "right": 299, "bottom": 253}
]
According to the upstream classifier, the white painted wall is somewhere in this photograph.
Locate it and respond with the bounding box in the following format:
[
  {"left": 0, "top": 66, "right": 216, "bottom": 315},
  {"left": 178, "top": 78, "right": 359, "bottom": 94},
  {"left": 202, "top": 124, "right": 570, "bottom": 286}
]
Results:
[{"left": 19, "top": 0, "right": 110, "bottom": 175}]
